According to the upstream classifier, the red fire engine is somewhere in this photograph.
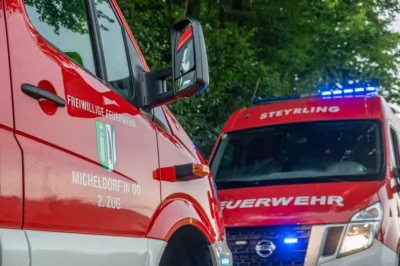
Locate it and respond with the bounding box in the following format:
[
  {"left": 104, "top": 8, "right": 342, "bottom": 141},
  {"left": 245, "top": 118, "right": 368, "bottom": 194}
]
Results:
[
  {"left": 210, "top": 83, "right": 399, "bottom": 265},
  {"left": 0, "top": 0, "right": 231, "bottom": 265}
]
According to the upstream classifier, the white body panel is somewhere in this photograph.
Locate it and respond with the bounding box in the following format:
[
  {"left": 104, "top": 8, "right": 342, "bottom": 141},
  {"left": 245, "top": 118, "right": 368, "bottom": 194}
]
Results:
[{"left": 0, "top": 229, "right": 166, "bottom": 266}]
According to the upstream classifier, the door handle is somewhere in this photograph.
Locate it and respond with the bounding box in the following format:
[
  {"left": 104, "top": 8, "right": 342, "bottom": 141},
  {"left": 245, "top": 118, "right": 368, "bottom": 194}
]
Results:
[{"left": 21, "top": 83, "right": 66, "bottom": 107}]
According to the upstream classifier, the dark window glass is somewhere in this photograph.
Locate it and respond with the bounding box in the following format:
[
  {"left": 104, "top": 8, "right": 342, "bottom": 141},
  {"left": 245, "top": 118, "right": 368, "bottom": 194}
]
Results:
[
  {"left": 211, "top": 120, "right": 384, "bottom": 189},
  {"left": 125, "top": 30, "right": 145, "bottom": 101},
  {"left": 125, "top": 31, "right": 144, "bottom": 71},
  {"left": 24, "top": 0, "right": 96, "bottom": 74},
  {"left": 94, "top": 0, "right": 133, "bottom": 97},
  {"left": 153, "top": 107, "right": 169, "bottom": 128},
  {"left": 153, "top": 106, "right": 172, "bottom": 135}
]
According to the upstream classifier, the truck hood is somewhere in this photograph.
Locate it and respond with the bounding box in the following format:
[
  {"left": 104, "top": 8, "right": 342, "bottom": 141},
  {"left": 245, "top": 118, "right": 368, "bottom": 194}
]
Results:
[{"left": 219, "top": 181, "right": 382, "bottom": 227}]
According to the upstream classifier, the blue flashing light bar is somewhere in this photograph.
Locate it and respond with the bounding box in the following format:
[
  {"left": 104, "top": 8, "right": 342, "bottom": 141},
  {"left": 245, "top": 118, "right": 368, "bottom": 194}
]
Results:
[
  {"left": 251, "top": 84, "right": 379, "bottom": 105},
  {"left": 318, "top": 86, "right": 378, "bottom": 97},
  {"left": 284, "top": 237, "right": 298, "bottom": 244}
]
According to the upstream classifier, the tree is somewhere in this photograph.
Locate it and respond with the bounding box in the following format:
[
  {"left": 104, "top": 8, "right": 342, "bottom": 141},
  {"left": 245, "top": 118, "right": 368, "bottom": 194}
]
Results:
[
  {"left": 123, "top": 0, "right": 399, "bottom": 156},
  {"left": 120, "top": 0, "right": 400, "bottom": 157}
]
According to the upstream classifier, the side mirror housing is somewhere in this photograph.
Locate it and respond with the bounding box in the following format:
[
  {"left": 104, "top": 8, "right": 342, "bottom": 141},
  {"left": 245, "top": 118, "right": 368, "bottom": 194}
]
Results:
[{"left": 138, "top": 18, "right": 209, "bottom": 109}]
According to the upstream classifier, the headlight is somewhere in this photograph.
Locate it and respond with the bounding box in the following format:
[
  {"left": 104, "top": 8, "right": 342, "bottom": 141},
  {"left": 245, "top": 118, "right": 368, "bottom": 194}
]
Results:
[{"left": 338, "top": 202, "right": 383, "bottom": 257}]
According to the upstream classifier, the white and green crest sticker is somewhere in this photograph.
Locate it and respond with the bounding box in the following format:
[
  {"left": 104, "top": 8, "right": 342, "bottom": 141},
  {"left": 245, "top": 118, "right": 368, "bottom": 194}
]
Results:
[{"left": 96, "top": 121, "right": 117, "bottom": 172}]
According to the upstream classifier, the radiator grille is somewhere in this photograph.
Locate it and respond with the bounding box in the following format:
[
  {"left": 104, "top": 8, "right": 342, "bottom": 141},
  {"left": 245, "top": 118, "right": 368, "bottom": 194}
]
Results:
[{"left": 226, "top": 225, "right": 312, "bottom": 266}]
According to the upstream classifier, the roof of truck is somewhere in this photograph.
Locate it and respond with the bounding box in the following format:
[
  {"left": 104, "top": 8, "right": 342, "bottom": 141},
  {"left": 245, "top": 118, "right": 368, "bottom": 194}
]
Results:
[{"left": 221, "top": 93, "right": 388, "bottom": 133}]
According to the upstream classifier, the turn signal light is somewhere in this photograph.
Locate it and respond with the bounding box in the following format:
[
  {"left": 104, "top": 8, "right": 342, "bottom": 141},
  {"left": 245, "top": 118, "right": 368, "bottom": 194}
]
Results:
[
  {"left": 153, "top": 163, "right": 210, "bottom": 182},
  {"left": 175, "top": 163, "right": 210, "bottom": 181},
  {"left": 192, "top": 164, "right": 210, "bottom": 177}
]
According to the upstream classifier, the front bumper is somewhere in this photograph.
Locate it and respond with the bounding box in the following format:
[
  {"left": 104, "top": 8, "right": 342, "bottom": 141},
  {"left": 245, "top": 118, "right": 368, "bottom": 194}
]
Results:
[
  {"left": 305, "top": 224, "right": 398, "bottom": 266},
  {"left": 226, "top": 223, "right": 398, "bottom": 266},
  {"left": 210, "top": 239, "right": 233, "bottom": 266}
]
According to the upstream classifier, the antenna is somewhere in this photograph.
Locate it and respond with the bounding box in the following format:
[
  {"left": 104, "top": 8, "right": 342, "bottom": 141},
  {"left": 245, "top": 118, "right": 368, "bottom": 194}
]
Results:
[{"left": 251, "top": 78, "right": 261, "bottom": 101}]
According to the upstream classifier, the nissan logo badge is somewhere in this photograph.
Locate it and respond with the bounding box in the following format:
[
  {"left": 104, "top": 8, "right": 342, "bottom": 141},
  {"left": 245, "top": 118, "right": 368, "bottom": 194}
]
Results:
[{"left": 255, "top": 240, "right": 276, "bottom": 258}]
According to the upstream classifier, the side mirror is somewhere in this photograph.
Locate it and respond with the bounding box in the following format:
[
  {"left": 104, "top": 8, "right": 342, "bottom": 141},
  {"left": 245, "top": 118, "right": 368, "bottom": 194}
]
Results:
[
  {"left": 172, "top": 19, "right": 209, "bottom": 98},
  {"left": 138, "top": 18, "right": 209, "bottom": 109}
]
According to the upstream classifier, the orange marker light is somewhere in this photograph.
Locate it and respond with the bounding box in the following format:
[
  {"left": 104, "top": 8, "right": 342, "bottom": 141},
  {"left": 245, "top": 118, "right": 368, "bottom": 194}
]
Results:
[
  {"left": 175, "top": 163, "right": 210, "bottom": 181},
  {"left": 192, "top": 164, "right": 210, "bottom": 177}
]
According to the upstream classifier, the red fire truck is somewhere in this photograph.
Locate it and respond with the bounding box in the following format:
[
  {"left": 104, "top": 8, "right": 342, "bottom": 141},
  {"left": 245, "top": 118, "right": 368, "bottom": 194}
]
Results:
[
  {"left": 0, "top": 0, "right": 231, "bottom": 265},
  {"left": 209, "top": 84, "right": 400, "bottom": 265}
]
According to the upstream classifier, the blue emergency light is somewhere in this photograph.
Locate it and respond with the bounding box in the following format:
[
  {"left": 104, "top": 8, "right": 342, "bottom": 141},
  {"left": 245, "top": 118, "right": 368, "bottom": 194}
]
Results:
[
  {"left": 320, "top": 86, "right": 378, "bottom": 96},
  {"left": 251, "top": 84, "right": 379, "bottom": 105},
  {"left": 284, "top": 237, "right": 299, "bottom": 244}
]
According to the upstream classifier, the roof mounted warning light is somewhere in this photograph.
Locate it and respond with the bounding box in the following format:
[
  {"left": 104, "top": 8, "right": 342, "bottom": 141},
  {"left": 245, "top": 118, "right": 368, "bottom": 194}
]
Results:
[
  {"left": 319, "top": 83, "right": 379, "bottom": 97},
  {"left": 251, "top": 82, "right": 379, "bottom": 105}
]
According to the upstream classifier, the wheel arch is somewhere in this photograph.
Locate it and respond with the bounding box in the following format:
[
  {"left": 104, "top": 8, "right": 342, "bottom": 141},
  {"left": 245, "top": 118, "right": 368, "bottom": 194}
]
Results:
[{"left": 146, "top": 192, "right": 216, "bottom": 244}]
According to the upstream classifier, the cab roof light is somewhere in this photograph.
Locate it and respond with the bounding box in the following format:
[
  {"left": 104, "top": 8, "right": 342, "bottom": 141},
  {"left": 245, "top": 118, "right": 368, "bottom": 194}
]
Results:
[{"left": 251, "top": 84, "right": 379, "bottom": 105}]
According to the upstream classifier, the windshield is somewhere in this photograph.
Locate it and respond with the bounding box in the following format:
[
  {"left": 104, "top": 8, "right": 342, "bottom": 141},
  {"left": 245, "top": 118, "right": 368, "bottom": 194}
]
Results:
[{"left": 211, "top": 119, "right": 384, "bottom": 189}]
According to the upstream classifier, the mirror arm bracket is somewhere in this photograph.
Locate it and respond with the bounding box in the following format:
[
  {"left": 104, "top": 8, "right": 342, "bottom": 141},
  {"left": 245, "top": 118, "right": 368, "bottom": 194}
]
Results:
[
  {"left": 144, "top": 66, "right": 173, "bottom": 83},
  {"left": 139, "top": 66, "right": 173, "bottom": 109}
]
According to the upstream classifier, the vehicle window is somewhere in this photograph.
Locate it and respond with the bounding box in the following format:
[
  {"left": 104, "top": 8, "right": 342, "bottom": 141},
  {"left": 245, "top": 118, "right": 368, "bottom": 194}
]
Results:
[
  {"left": 211, "top": 120, "right": 384, "bottom": 188},
  {"left": 24, "top": 0, "right": 96, "bottom": 74},
  {"left": 125, "top": 30, "right": 144, "bottom": 102},
  {"left": 390, "top": 127, "right": 400, "bottom": 167},
  {"left": 218, "top": 140, "right": 237, "bottom": 170},
  {"left": 153, "top": 106, "right": 172, "bottom": 135},
  {"left": 125, "top": 31, "right": 144, "bottom": 71},
  {"left": 94, "top": 0, "right": 133, "bottom": 98},
  {"left": 153, "top": 107, "right": 168, "bottom": 126}
]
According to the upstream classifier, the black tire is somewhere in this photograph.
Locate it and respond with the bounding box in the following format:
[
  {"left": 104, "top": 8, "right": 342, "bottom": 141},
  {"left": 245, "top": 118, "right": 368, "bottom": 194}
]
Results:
[{"left": 159, "top": 227, "right": 213, "bottom": 266}]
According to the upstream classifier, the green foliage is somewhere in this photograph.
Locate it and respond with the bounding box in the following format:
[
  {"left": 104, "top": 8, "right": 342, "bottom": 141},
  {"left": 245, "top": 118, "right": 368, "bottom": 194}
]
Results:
[{"left": 120, "top": 0, "right": 400, "bottom": 158}]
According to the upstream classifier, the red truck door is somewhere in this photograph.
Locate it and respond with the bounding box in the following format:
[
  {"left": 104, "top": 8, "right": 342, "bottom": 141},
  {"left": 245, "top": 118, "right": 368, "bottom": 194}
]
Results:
[
  {"left": 5, "top": 0, "right": 161, "bottom": 263},
  {"left": 0, "top": 0, "right": 23, "bottom": 230},
  {"left": 149, "top": 106, "right": 220, "bottom": 242}
]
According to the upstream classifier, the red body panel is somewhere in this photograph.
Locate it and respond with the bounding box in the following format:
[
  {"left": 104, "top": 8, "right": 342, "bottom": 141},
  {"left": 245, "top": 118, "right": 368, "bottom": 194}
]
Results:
[
  {"left": 211, "top": 94, "right": 400, "bottom": 253},
  {"left": 146, "top": 193, "right": 215, "bottom": 243},
  {"left": 0, "top": 0, "right": 23, "bottom": 229},
  {"left": 6, "top": 0, "right": 160, "bottom": 236},
  {"left": 153, "top": 119, "right": 223, "bottom": 242},
  {"left": 220, "top": 181, "right": 382, "bottom": 227},
  {"left": 3, "top": 0, "right": 222, "bottom": 243},
  {"left": 219, "top": 96, "right": 382, "bottom": 134},
  {"left": 162, "top": 106, "right": 199, "bottom": 159}
]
